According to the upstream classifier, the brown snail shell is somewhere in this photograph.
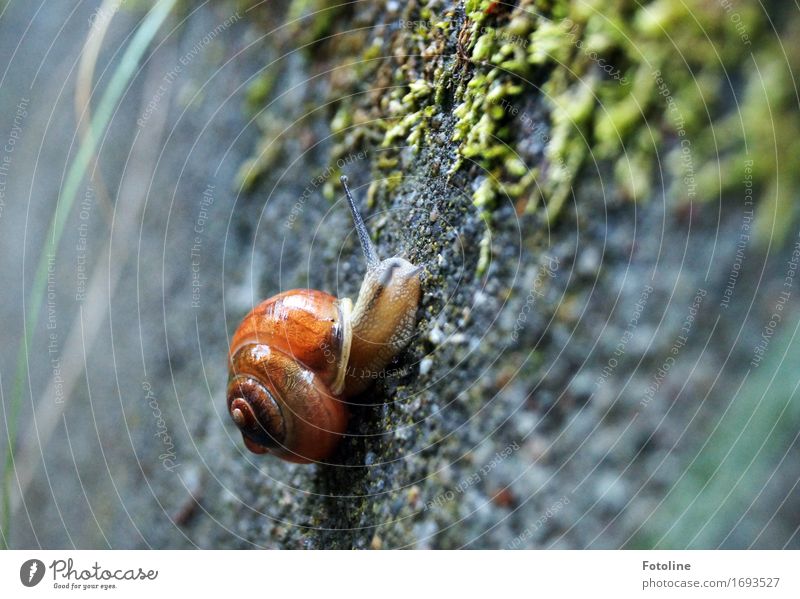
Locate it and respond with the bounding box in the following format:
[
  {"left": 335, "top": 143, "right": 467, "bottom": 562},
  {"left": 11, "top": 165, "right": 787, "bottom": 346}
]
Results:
[{"left": 226, "top": 177, "right": 421, "bottom": 463}]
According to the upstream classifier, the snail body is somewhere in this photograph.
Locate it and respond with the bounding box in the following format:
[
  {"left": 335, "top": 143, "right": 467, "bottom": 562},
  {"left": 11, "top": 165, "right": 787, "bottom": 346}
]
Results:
[{"left": 227, "top": 176, "right": 420, "bottom": 463}]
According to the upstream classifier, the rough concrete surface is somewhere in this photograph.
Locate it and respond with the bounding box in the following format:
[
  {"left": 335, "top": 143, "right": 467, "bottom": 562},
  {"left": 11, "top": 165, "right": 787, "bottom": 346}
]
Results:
[{"left": 1, "top": 0, "right": 798, "bottom": 549}]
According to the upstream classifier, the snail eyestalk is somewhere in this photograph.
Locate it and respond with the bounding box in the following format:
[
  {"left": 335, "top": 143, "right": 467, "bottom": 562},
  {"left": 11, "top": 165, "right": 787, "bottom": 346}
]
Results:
[{"left": 340, "top": 175, "right": 379, "bottom": 270}]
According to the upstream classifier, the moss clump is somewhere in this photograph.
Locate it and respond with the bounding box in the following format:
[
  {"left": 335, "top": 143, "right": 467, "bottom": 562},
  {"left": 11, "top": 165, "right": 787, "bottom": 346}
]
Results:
[
  {"left": 535, "top": 0, "right": 799, "bottom": 241},
  {"left": 241, "top": 0, "right": 799, "bottom": 255},
  {"left": 286, "top": 0, "right": 346, "bottom": 47},
  {"left": 448, "top": 1, "right": 541, "bottom": 211}
]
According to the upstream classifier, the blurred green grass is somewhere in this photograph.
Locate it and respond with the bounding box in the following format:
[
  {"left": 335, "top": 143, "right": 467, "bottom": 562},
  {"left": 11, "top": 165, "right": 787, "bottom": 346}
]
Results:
[{"left": 635, "top": 313, "right": 800, "bottom": 548}]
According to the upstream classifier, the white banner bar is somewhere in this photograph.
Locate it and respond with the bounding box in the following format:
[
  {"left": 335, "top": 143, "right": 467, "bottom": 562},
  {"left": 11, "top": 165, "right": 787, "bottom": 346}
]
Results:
[{"left": 1, "top": 550, "right": 797, "bottom": 598}]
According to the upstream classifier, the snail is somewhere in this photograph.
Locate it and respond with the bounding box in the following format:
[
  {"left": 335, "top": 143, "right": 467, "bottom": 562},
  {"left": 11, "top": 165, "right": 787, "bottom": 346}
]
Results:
[{"left": 226, "top": 176, "right": 421, "bottom": 463}]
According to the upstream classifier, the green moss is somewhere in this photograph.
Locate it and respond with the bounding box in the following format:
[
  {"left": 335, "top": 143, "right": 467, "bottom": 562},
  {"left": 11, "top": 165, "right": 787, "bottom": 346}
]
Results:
[
  {"left": 244, "top": 68, "right": 279, "bottom": 115},
  {"left": 319, "top": 4, "right": 454, "bottom": 204},
  {"left": 406, "top": 0, "right": 799, "bottom": 239},
  {"left": 476, "top": 228, "right": 492, "bottom": 276},
  {"left": 286, "top": 0, "right": 343, "bottom": 47},
  {"left": 533, "top": 0, "right": 798, "bottom": 242},
  {"left": 242, "top": 0, "right": 799, "bottom": 269},
  {"left": 445, "top": 2, "right": 540, "bottom": 213}
]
